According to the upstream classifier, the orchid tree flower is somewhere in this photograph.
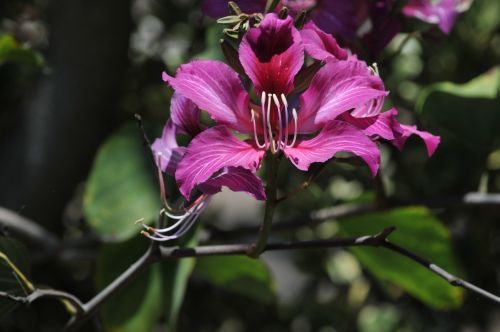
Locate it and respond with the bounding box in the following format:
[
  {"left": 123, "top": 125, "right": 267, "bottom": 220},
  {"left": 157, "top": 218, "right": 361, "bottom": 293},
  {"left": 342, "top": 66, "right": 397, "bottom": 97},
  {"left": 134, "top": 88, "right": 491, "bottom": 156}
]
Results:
[
  {"left": 162, "top": 13, "right": 435, "bottom": 203},
  {"left": 202, "top": 0, "right": 363, "bottom": 41},
  {"left": 402, "top": 0, "right": 473, "bottom": 34},
  {"left": 300, "top": 21, "right": 441, "bottom": 155},
  {"left": 141, "top": 92, "right": 265, "bottom": 242}
]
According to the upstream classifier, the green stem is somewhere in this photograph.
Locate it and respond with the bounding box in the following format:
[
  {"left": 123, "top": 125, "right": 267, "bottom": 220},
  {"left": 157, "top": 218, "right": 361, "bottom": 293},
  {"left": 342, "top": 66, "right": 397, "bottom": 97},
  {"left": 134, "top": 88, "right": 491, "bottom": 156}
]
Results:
[{"left": 250, "top": 153, "right": 280, "bottom": 257}]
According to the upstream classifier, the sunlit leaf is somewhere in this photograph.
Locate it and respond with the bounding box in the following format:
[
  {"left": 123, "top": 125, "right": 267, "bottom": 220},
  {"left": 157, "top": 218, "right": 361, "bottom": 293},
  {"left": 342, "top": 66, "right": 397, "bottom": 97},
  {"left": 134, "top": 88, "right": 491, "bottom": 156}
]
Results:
[
  {"left": 83, "top": 124, "right": 159, "bottom": 242},
  {"left": 417, "top": 66, "right": 500, "bottom": 152},
  {"left": 196, "top": 256, "right": 276, "bottom": 304},
  {"left": 338, "top": 207, "right": 464, "bottom": 309},
  {"left": 0, "top": 34, "right": 44, "bottom": 67}
]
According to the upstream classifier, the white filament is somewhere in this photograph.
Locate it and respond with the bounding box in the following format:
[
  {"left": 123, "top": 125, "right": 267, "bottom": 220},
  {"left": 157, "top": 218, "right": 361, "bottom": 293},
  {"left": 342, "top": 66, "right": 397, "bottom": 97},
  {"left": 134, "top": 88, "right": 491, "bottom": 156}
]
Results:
[
  {"left": 139, "top": 196, "right": 210, "bottom": 242},
  {"left": 251, "top": 91, "right": 299, "bottom": 152}
]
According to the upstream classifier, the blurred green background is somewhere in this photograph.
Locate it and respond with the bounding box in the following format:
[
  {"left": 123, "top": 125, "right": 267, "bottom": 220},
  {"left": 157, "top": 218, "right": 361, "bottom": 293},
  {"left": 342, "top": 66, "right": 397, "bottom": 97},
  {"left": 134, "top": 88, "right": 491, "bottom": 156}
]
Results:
[{"left": 0, "top": 0, "right": 500, "bottom": 331}]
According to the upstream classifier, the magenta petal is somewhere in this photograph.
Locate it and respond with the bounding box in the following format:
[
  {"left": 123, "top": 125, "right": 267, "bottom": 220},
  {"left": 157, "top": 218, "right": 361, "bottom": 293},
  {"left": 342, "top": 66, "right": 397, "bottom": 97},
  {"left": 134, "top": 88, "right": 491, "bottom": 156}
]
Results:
[
  {"left": 239, "top": 13, "right": 304, "bottom": 95},
  {"left": 162, "top": 60, "right": 253, "bottom": 134},
  {"left": 339, "top": 108, "right": 400, "bottom": 140},
  {"left": 175, "top": 126, "right": 265, "bottom": 199},
  {"left": 402, "top": 0, "right": 458, "bottom": 34},
  {"left": 284, "top": 120, "right": 380, "bottom": 176},
  {"left": 297, "top": 60, "right": 388, "bottom": 133},
  {"left": 199, "top": 166, "right": 266, "bottom": 200},
  {"left": 170, "top": 92, "right": 203, "bottom": 137},
  {"left": 392, "top": 124, "right": 441, "bottom": 156},
  {"left": 301, "top": 21, "right": 348, "bottom": 61},
  {"left": 151, "top": 120, "right": 186, "bottom": 175},
  {"left": 202, "top": 0, "right": 266, "bottom": 18}
]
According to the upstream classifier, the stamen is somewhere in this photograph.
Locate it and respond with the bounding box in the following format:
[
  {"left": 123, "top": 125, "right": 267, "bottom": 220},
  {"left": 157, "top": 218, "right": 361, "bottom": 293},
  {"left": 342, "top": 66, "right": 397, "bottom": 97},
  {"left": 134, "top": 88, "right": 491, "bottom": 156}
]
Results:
[
  {"left": 260, "top": 91, "right": 268, "bottom": 145},
  {"left": 280, "top": 94, "right": 289, "bottom": 148},
  {"left": 138, "top": 195, "right": 210, "bottom": 242},
  {"left": 251, "top": 109, "right": 266, "bottom": 148},
  {"left": 266, "top": 93, "right": 276, "bottom": 153},
  {"left": 369, "top": 62, "right": 379, "bottom": 76},
  {"left": 286, "top": 108, "right": 298, "bottom": 148},
  {"left": 272, "top": 94, "right": 282, "bottom": 152}
]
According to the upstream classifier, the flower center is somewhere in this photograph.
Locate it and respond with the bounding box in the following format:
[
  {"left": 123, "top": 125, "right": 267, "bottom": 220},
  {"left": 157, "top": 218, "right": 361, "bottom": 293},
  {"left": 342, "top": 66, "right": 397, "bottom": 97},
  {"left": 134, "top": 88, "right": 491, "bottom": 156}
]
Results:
[{"left": 251, "top": 91, "right": 298, "bottom": 153}]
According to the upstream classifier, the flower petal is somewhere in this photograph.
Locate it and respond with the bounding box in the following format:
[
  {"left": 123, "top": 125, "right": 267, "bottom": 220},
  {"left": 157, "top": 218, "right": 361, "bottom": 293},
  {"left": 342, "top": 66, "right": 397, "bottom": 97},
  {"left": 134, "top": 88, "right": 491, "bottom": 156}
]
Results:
[
  {"left": 339, "top": 108, "right": 400, "bottom": 140},
  {"left": 151, "top": 120, "right": 186, "bottom": 175},
  {"left": 175, "top": 126, "right": 265, "bottom": 199},
  {"left": 300, "top": 21, "right": 348, "bottom": 61},
  {"left": 239, "top": 13, "right": 304, "bottom": 95},
  {"left": 392, "top": 124, "right": 441, "bottom": 156},
  {"left": 170, "top": 92, "right": 204, "bottom": 137},
  {"left": 201, "top": 0, "right": 267, "bottom": 18},
  {"left": 284, "top": 120, "right": 380, "bottom": 175},
  {"left": 297, "top": 60, "right": 388, "bottom": 133},
  {"left": 199, "top": 166, "right": 266, "bottom": 200},
  {"left": 162, "top": 60, "right": 253, "bottom": 134},
  {"left": 402, "top": 0, "right": 459, "bottom": 34}
]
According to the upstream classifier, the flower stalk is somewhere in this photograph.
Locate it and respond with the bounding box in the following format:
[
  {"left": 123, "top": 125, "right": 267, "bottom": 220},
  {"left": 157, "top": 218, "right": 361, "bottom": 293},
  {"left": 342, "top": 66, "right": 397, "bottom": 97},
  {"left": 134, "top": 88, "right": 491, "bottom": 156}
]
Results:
[{"left": 250, "top": 152, "right": 280, "bottom": 257}]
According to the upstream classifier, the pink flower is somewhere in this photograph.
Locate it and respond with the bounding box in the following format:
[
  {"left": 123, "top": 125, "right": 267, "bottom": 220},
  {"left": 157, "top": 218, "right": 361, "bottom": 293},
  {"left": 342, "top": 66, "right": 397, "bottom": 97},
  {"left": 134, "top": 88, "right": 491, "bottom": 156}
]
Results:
[
  {"left": 163, "top": 14, "right": 416, "bottom": 200},
  {"left": 300, "top": 21, "right": 440, "bottom": 154},
  {"left": 402, "top": 0, "right": 470, "bottom": 34},
  {"left": 145, "top": 92, "right": 266, "bottom": 241},
  {"left": 152, "top": 92, "right": 266, "bottom": 201}
]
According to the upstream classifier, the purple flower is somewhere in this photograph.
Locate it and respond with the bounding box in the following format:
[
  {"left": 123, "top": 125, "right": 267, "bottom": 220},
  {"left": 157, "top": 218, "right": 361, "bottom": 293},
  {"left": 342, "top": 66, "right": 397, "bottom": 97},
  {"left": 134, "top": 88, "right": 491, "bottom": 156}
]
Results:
[
  {"left": 202, "top": 0, "right": 362, "bottom": 41},
  {"left": 301, "top": 21, "right": 440, "bottom": 154},
  {"left": 152, "top": 92, "right": 266, "bottom": 201},
  {"left": 163, "top": 14, "right": 426, "bottom": 201},
  {"left": 145, "top": 92, "right": 266, "bottom": 241},
  {"left": 402, "top": 0, "right": 469, "bottom": 34}
]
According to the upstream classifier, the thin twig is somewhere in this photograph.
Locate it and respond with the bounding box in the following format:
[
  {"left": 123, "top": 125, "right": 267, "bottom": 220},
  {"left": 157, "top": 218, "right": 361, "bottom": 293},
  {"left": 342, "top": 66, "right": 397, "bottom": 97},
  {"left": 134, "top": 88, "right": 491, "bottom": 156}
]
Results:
[
  {"left": 0, "top": 207, "right": 60, "bottom": 250},
  {"left": 383, "top": 242, "right": 500, "bottom": 303},
  {"left": 64, "top": 245, "right": 157, "bottom": 331},
  {"left": 63, "top": 225, "right": 500, "bottom": 331},
  {"left": 0, "top": 288, "right": 85, "bottom": 315}
]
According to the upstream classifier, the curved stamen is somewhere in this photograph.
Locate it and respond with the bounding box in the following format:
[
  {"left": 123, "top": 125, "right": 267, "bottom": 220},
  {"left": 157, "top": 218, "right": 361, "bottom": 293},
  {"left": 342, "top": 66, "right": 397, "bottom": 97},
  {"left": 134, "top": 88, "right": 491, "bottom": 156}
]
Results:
[
  {"left": 251, "top": 109, "right": 266, "bottom": 148},
  {"left": 266, "top": 93, "right": 276, "bottom": 153},
  {"left": 286, "top": 108, "right": 298, "bottom": 148},
  {"left": 260, "top": 91, "right": 268, "bottom": 146},
  {"left": 139, "top": 196, "right": 210, "bottom": 242},
  {"left": 280, "top": 94, "right": 289, "bottom": 148},
  {"left": 272, "top": 94, "right": 282, "bottom": 152}
]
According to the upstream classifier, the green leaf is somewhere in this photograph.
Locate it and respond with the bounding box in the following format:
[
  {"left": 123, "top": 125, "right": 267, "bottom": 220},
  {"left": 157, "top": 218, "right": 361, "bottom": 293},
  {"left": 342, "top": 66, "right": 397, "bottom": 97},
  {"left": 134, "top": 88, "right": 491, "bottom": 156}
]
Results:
[
  {"left": 338, "top": 207, "right": 464, "bottom": 309},
  {"left": 83, "top": 124, "right": 159, "bottom": 242},
  {"left": 193, "top": 25, "right": 224, "bottom": 61},
  {"left": 96, "top": 236, "right": 162, "bottom": 331},
  {"left": 196, "top": 256, "right": 276, "bottom": 304},
  {"left": 0, "top": 34, "right": 44, "bottom": 66},
  {"left": 417, "top": 66, "right": 500, "bottom": 153},
  {"left": 162, "top": 230, "right": 199, "bottom": 331},
  {"left": 0, "top": 237, "right": 31, "bottom": 321}
]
